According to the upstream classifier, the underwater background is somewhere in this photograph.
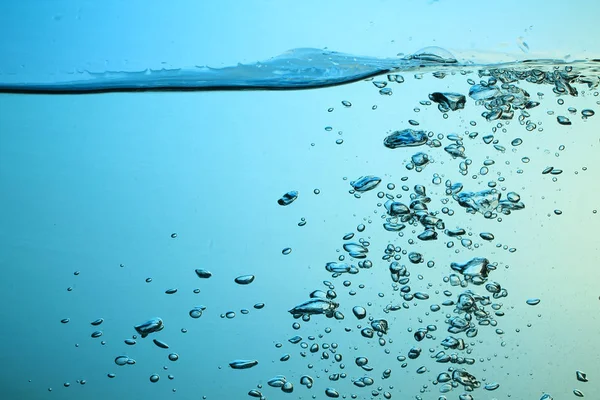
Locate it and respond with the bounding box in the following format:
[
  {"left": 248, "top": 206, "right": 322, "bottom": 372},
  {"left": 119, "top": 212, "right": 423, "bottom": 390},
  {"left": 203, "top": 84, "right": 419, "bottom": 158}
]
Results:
[{"left": 1, "top": 1, "right": 599, "bottom": 399}]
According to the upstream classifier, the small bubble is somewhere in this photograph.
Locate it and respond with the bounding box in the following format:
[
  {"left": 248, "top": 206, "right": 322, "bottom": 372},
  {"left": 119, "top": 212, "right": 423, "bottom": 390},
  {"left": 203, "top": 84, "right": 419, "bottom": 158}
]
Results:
[
  {"left": 511, "top": 138, "right": 523, "bottom": 146},
  {"left": 115, "top": 356, "right": 129, "bottom": 366},
  {"left": 282, "top": 247, "right": 292, "bottom": 255},
  {"left": 542, "top": 166, "right": 553, "bottom": 174},
  {"left": 234, "top": 275, "right": 255, "bottom": 285},
  {"left": 170, "top": 233, "right": 177, "bottom": 238},
  {"left": 576, "top": 370, "right": 588, "bottom": 382},
  {"left": 582, "top": 109, "right": 594, "bottom": 117}
]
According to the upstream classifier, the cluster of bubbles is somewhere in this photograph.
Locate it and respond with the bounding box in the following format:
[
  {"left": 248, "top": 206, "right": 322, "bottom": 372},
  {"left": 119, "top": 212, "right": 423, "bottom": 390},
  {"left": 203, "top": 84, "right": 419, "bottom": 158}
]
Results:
[
  {"left": 264, "top": 63, "right": 595, "bottom": 400},
  {"left": 50, "top": 52, "right": 598, "bottom": 399}
]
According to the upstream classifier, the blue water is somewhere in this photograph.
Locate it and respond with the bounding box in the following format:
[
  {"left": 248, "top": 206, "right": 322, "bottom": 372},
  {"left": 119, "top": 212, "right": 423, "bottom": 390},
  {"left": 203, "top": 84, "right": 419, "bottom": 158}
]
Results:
[
  {"left": 1, "top": 46, "right": 598, "bottom": 94},
  {"left": 2, "top": 3, "right": 600, "bottom": 400}
]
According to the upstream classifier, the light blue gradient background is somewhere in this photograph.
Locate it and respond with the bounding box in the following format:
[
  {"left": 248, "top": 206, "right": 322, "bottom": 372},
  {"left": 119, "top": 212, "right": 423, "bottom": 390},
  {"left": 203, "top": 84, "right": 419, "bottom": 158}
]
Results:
[
  {"left": 1, "top": 1, "right": 600, "bottom": 400},
  {"left": 1, "top": 0, "right": 599, "bottom": 80}
]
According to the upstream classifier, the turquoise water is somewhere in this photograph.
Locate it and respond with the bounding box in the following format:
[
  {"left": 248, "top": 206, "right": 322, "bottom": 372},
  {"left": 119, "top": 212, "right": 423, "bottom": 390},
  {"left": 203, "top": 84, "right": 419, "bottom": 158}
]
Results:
[
  {"left": 1, "top": 46, "right": 598, "bottom": 93},
  {"left": 1, "top": 3, "right": 600, "bottom": 400}
]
